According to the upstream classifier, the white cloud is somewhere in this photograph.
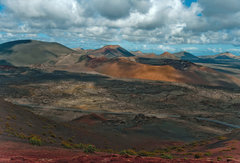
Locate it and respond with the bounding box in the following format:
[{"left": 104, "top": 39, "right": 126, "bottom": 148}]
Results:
[
  {"left": 0, "top": 0, "right": 239, "bottom": 47},
  {"left": 158, "top": 45, "right": 176, "bottom": 52},
  {"left": 181, "top": 47, "right": 198, "bottom": 51},
  {"left": 227, "top": 49, "right": 240, "bottom": 52},
  {"left": 207, "top": 48, "right": 223, "bottom": 53}
]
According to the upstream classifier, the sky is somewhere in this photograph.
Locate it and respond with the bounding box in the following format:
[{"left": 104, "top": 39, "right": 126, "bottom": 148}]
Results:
[{"left": 0, "top": 0, "right": 240, "bottom": 56}]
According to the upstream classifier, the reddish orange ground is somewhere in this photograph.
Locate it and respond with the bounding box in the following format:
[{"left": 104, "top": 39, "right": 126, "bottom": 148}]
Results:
[{"left": 0, "top": 141, "right": 227, "bottom": 163}]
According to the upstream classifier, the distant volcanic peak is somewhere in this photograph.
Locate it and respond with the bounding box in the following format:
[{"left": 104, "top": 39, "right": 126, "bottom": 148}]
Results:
[
  {"left": 161, "top": 52, "right": 172, "bottom": 56},
  {"left": 131, "top": 51, "right": 144, "bottom": 56},
  {"left": 218, "top": 52, "right": 236, "bottom": 57},
  {"left": 174, "top": 51, "right": 199, "bottom": 59},
  {"left": 73, "top": 47, "right": 84, "bottom": 51},
  {"left": 89, "top": 45, "right": 134, "bottom": 58},
  {"left": 159, "top": 52, "right": 178, "bottom": 59},
  {"left": 102, "top": 45, "right": 121, "bottom": 49},
  {"left": 177, "top": 51, "right": 194, "bottom": 56}
]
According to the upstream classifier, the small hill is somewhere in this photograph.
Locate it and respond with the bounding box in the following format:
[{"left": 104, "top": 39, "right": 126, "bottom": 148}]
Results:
[
  {"left": 0, "top": 40, "right": 75, "bottom": 66},
  {"left": 159, "top": 52, "right": 179, "bottom": 60},
  {"left": 87, "top": 45, "right": 135, "bottom": 58},
  {"left": 173, "top": 51, "right": 199, "bottom": 61}
]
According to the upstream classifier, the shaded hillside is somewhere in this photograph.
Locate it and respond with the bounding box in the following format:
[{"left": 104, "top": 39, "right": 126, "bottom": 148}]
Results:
[
  {"left": 173, "top": 51, "right": 199, "bottom": 61},
  {"left": 0, "top": 98, "right": 81, "bottom": 147},
  {"left": 87, "top": 45, "right": 135, "bottom": 58},
  {"left": 0, "top": 40, "right": 75, "bottom": 66}
]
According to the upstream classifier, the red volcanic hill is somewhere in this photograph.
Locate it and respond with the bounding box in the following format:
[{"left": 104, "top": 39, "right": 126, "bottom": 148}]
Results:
[
  {"left": 87, "top": 45, "right": 135, "bottom": 58},
  {"left": 76, "top": 55, "right": 240, "bottom": 87},
  {"left": 159, "top": 52, "right": 179, "bottom": 60}
]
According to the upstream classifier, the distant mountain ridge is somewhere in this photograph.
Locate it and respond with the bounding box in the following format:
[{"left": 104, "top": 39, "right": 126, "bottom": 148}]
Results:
[
  {"left": 200, "top": 52, "right": 240, "bottom": 60},
  {"left": 159, "top": 52, "right": 179, "bottom": 60}
]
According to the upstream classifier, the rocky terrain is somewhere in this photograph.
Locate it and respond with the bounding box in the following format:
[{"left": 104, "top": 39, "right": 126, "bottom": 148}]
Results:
[{"left": 0, "top": 40, "right": 240, "bottom": 162}]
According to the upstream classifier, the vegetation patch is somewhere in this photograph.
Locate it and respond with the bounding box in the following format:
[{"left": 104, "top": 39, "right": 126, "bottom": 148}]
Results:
[
  {"left": 194, "top": 153, "right": 203, "bottom": 159},
  {"left": 61, "top": 141, "right": 73, "bottom": 149},
  {"left": 83, "top": 145, "right": 96, "bottom": 153},
  {"left": 29, "top": 135, "right": 42, "bottom": 146},
  {"left": 120, "top": 149, "right": 137, "bottom": 155},
  {"left": 160, "top": 153, "right": 173, "bottom": 159}
]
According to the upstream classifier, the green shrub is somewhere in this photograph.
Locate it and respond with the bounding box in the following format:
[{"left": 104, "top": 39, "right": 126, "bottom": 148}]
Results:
[
  {"left": 120, "top": 149, "right": 137, "bottom": 155},
  {"left": 83, "top": 145, "right": 96, "bottom": 153},
  {"left": 194, "top": 153, "right": 202, "bottom": 159},
  {"left": 119, "top": 150, "right": 128, "bottom": 155},
  {"left": 16, "top": 132, "right": 27, "bottom": 139},
  {"left": 101, "top": 149, "right": 114, "bottom": 153},
  {"left": 137, "top": 150, "right": 154, "bottom": 157},
  {"left": 176, "top": 147, "right": 185, "bottom": 152},
  {"left": 218, "top": 136, "right": 227, "bottom": 140},
  {"left": 231, "top": 147, "right": 236, "bottom": 150},
  {"left": 183, "top": 152, "right": 193, "bottom": 156},
  {"left": 73, "top": 143, "right": 86, "bottom": 149},
  {"left": 204, "top": 152, "right": 212, "bottom": 156},
  {"left": 61, "top": 141, "right": 73, "bottom": 149},
  {"left": 160, "top": 153, "right": 173, "bottom": 159},
  {"left": 29, "top": 136, "right": 42, "bottom": 146},
  {"left": 50, "top": 133, "right": 56, "bottom": 138},
  {"left": 226, "top": 156, "right": 233, "bottom": 158}
]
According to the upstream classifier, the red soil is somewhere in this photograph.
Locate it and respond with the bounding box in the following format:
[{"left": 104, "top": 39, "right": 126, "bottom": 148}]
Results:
[
  {"left": 0, "top": 141, "right": 221, "bottom": 163},
  {"left": 73, "top": 113, "right": 107, "bottom": 125}
]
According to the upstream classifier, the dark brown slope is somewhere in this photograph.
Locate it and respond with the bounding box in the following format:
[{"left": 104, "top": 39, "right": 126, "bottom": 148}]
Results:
[
  {"left": 87, "top": 45, "right": 135, "bottom": 58},
  {"left": 0, "top": 98, "right": 74, "bottom": 144},
  {"left": 0, "top": 40, "right": 75, "bottom": 66}
]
